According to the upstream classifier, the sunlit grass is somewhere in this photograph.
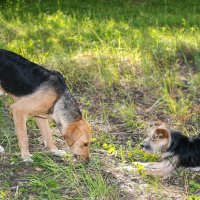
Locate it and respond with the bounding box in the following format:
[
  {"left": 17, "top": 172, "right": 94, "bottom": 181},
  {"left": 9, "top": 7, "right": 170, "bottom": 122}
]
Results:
[
  {"left": 28, "top": 154, "right": 117, "bottom": 199},
  {"left": 114, "top": 102, "right": 145, "bottom": 128},
  {"left": 0, "top": 0, "right": 199, "bottom": 199}
]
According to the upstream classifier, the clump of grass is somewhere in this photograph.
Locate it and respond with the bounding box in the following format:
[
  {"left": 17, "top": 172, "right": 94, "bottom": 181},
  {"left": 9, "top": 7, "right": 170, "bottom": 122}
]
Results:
[
  {"left": 189, "top": 180, "right": 200, "bottom": 194},
  {"left": 162, "top": 83, "right": 192, "bottom": 122},
  {"left": 128, "top": 148, "right": 158, "bottom": 163},
  {"left": 25, "top": 153, "right": 118, "bottom": 199},
  {"left": 114, "top": 102, "right": 145, "bottom": 128},
  {"left": 96, "top": 137, "right": 158, "bottom": 163},
  {"left": 29, "top": 175, "right": 60, "bottom": 199}
]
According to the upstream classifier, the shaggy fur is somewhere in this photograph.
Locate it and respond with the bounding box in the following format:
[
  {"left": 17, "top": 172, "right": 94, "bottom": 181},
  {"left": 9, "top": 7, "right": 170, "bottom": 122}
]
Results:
[
  {"left": 139, "top": 122, "right": 200, "bottom": 177},
  {"left": 167, "top": 131, "right": 200, "bottom": 167}
]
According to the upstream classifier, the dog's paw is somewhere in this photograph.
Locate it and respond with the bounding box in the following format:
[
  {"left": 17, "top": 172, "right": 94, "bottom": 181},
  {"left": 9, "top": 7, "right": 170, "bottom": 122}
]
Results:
[
  {"left": 0, "top": 145, "right": 4, "bottom": 153},
  {"left": 189, "top": 167, "right": 200, "bottom": 172},
  {"left": 116, "top": 163, "right": 140, "bottom": 173},
  {"left": 43, "top": 140, "right": 47, "bottom": 148},
  {"left": 52, "top": 150, "right": 66, "bottom": 157},
  {"left": 133, "top": 162, "right": 149, "bottom": 167},
  {"left": 23, "top": 154, "right": 33, "bottom": 162}
]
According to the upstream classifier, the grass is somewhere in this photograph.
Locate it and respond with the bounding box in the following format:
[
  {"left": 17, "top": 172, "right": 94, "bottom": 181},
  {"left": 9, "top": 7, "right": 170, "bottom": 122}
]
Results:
[
  {"left": 1, "top": 152, "right": 118, "bottom": 199},
  {"left": 0, "top": 0, "right": 200, "bottom": 199}
]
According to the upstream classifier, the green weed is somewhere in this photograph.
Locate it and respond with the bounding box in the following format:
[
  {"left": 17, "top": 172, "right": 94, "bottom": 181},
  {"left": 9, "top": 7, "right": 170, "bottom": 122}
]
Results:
[{"left": 114, "top": 102, "right": 145, "bottom": 128}]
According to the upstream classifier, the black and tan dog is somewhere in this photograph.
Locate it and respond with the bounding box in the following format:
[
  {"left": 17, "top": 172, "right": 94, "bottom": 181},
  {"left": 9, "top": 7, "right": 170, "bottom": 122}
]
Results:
[
  {"left": 0, "top": 49, "right": 92, "bottom": 162},
  {"left": 139, "top": 122, "right": 200, "bottom": 177}
]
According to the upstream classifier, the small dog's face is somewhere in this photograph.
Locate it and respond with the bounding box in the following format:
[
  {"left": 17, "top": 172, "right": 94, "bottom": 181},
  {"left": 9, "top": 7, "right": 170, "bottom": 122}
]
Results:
[
  {"left": 63, "top": 119, "right": 92, "bottom": 162},
  {"left": 141, "top": 123, "right": 171, "bottom": 154}
]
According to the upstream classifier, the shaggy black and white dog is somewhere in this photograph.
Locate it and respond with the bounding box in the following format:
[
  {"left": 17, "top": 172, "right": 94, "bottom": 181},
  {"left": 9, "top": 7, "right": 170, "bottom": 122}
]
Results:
[{"left": 139, "top": 122, "right": 200, "bottom": 176}]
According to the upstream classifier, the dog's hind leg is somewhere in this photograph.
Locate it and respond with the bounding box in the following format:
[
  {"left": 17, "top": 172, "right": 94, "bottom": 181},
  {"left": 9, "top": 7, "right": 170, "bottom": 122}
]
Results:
[{"left": 11, "top": 103, "right": 31, "bottom": 161}]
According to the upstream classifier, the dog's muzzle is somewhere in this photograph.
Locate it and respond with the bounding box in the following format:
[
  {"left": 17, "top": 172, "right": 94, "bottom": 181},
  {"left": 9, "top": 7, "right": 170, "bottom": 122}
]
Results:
[
  {"left": 141, "top": 143, "right": 151, "bottom": 151},
  {"left": 74, "top": 154, "right": 90, "bottom": 163}
]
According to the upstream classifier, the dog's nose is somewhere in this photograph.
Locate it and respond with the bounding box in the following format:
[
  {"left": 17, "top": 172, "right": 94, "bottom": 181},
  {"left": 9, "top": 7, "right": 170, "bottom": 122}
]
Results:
[
  {"left": 141, "top": 143, "right": 144, "bottom": 148},
  {"left": 74, "top": 154, "right": 78, "bottom": 159},
  {"left": 141, "top": 143, "right": 147, "bottom": 149},
  {"left": 81, "top": 156, "right": 90, "bottom": 163},
  {"left": 85, "top": 157, "right": 90, "bottom": 163},
  {"left": 74, "top": 154, "right": 90, "bottom": 163}
]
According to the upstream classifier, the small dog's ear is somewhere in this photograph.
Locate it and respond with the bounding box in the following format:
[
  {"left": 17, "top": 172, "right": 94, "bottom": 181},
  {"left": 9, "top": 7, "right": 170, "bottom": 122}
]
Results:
[{"left": 155, "top": 127, "right": 170, "bottom": 139}]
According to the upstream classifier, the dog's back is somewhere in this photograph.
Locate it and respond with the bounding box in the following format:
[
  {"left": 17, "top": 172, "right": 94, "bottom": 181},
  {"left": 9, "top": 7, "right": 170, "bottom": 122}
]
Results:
[
  {"left": 168, "top": 132, "right": 200, "bottom": 167},
  {"left": 185, "top": 136, "right": 200, "bottom": 167},
  {"left": 0, "top": 49, "right": 65, "bottom": 97}
]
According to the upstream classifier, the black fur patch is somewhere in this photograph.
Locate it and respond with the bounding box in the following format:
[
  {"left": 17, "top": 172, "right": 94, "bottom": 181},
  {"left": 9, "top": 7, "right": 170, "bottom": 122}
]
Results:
[
  {"left": 167, "top": 131, "right": 200, "bottom": 167},
  {"left": 0, "top": 49, "right": 66, "bottom": 97}
]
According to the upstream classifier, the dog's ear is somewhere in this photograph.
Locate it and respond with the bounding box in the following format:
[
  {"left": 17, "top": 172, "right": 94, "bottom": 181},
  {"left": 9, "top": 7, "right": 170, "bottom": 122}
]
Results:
[
  {"left": 63, "top": 122, "right": 82, "bottom": 146},
  {"left": 154, "top": 126, "right": 170, "bottom": 139}
]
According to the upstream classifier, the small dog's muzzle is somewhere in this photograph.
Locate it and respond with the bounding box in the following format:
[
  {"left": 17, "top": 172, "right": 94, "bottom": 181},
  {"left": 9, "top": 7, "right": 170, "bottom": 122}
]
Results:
[{"left": 141, "top": 142, "right": 150, "bottom": 150}]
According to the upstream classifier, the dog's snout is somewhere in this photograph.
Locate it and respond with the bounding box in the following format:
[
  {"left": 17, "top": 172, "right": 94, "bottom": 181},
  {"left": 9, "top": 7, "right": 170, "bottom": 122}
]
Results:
[
  {"left": 74, "top": 154, "right": 78, "bottom": 159},
  {"left": 74, "top": 154, "right": 90, "bottom": 163},
  {"left": 141, "top": 142, "right": 148, "bottom": 149},
  {"left": 85, "top": 156, "right": 90, "bottom": 163}
]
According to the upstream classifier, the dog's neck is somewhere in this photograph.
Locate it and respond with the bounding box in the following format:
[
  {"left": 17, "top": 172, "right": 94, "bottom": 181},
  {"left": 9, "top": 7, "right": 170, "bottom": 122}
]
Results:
[
  {"left": 164, "top": 131, "right": 200, "bottom": 167},
  {"left": 52, "top": 89, "right": 82, "bottom": 130}
]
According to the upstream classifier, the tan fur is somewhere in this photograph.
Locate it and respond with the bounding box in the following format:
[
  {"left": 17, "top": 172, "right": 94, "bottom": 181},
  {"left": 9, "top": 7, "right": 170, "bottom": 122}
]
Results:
[
  {"left": 63, "top": 119, "right": 92, "bottom": 161},
  {"left": 10, "top": 88, "right": 58, "bottom": 160},
  {"left": 1, "top": 75, "right": 93, "bottom": 161},
  {"left": 3, "top": 85, "right": 92, "bottom": 161},
  {"left": 143, "top": 124, "right": 171, "bottom": 153},
  {"left": 144, "top": 156, "right": 179, "bottom": 177},
  {"left": 138, "top": 123, "right": 178, "bottom": 177}
]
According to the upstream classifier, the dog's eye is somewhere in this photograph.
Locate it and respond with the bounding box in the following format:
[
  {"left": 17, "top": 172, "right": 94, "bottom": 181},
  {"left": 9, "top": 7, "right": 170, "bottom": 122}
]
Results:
[
  {"left": 84, "top": 143, "right": 89, "bottom": 147},
  {"left": 151, "top": 135, "right": 157, "bottom": 141}
]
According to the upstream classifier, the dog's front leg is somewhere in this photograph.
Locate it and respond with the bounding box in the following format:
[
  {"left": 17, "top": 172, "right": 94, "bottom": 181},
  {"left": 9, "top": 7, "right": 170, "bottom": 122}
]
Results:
[
  {"left": 35, "top": 117, "right": 57, "bottom": 150},
  {"left": 12, "top": 104, "right": 31, "bottom": 161},
  {"left": 35, "top": 117, "right": 66, "bottom": 157},
  {"left": 133, "top": 161, "right": 175, "bottom": 177},
  {"left": 145, "top": 161, "right": 176, "bottom": 177}
]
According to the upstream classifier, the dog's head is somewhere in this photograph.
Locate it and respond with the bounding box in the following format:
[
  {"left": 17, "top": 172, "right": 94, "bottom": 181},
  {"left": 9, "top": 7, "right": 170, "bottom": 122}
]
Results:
[
  {"left": 62, "top": 119, "right": 92, "bottom": 162},
  {"left": 141, "top": 122, "right": 171, "bottom": 154}
]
